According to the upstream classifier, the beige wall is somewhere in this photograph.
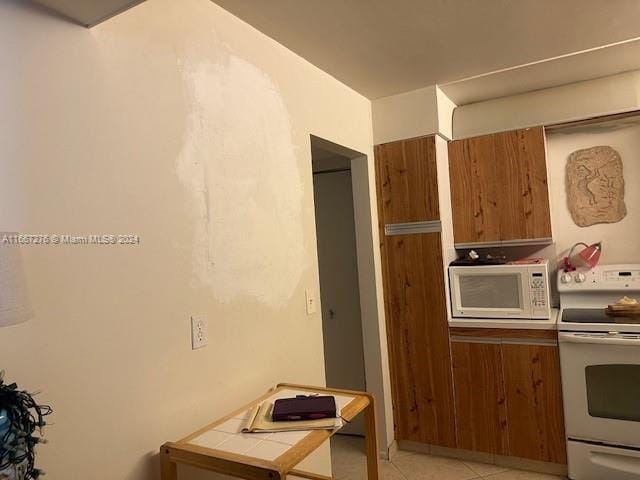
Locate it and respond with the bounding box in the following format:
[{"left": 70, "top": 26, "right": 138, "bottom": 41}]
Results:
[
  {"left": 371, "top": 85, "right": 456, "bottom": 144},
  {"left": 434, "top": 135, "right": 457, "bottom": 317},
  {"left": 546, "top": 120, "right": 640, "bottom": 264},
  {"left": 453, "top": 70, "right": 640, "bottom": 139},
  {"left": 372, "top": 86, "right": 439, "bottom": 144},
  {"left": 0, "top": 0, "right": 379, "bottom": 478},
  {"left": 435, "top": 89, "right": 456, "bottom": 141}
]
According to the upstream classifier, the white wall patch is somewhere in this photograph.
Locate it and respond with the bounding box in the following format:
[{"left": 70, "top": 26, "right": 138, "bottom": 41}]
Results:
[{"left": 177, "top": 55, "right": 304, "bottom": 308}]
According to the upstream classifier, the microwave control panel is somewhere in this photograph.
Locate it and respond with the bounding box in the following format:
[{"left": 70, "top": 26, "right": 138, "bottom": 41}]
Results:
[{"left": 529, "top": 267, "right": 550, "bottom": 317}]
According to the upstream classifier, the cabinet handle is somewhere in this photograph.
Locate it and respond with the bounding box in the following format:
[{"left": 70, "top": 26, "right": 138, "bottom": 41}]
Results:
[
  {"left": 385, "top": 221, "right": 441, "bottom": 236},
  {"left": 450, "top": 336, "right": 501, "bottom": 344},
  {"left": 450, "top": 336, "right": 557, "bottom": 347}
]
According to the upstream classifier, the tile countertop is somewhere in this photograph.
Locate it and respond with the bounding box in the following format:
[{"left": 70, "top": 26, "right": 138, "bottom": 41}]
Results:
[{"left": 448, "top": 308, "right": 559, "bottom": 330}]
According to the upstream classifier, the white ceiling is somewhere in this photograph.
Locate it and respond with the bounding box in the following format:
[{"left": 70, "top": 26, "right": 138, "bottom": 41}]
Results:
[
  {"left": 31, "top": 0, "right": 146, "bottom": 27},
  {"left": 213, "top": 0, "right": 640, "bottom": 101}
]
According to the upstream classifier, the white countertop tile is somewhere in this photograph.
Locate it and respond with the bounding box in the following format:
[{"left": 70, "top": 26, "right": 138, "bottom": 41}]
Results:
[
  {"left": 245, "top": 440, "right": 290, "bottom": 461},
  {"left": 189, "top": 430, "right": 232, "bottom": 450}
]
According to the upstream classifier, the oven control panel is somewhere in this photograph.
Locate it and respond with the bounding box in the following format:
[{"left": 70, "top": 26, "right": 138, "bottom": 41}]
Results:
[
  {"left": 603, "top": 269, "right": 640, "bottom": 282},
  {"left": 558, "top": 264, "right": 640, "bottom": 292}
]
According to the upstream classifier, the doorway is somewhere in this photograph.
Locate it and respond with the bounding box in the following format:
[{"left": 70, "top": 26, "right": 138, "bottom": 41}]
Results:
[
  {"left": 309, "top": 135, "right": 394, "bottom": 456},
  {"left": 311, "top": 141, "right": 367, "bottom": 435}
]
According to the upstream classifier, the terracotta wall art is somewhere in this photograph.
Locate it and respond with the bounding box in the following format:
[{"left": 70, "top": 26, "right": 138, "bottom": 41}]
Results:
[{"left": 566, "top": 145, "right": 627, "bottom": 227}]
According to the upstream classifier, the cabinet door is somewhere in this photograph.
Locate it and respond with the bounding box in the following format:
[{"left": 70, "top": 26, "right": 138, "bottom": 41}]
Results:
[
  {"left": 494, "top": 127, "right": 552, "bottom": 241},
  {"left": 451, "top": 340, "right": 509, "bottom": 455},
  {"left": 448, "top": 134, "right": 499, "bottom": 243},
  {"left": 375, "top": 136, "right": 440, "bottom": 223},
  {"left": 448, "top": 127, "right": 551, "bottom": 244},
  {"left": 502, "top": 344, "right": 567, "bottom": 464},
  {"left": 375, "top": 136, "right": 456, "bottom": 447},
  {"left": 380, "top": 232, "right": 456, "bottom": 447}
]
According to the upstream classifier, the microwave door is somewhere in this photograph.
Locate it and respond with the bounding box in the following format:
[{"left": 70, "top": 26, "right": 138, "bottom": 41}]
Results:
[{"left": 452, "top": 271, "right": 529, "bottom": 318}]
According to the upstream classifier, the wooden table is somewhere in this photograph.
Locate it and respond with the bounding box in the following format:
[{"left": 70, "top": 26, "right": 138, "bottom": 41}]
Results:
[{"left": 160, "top": 383, "right": 379, "bottom": 480}]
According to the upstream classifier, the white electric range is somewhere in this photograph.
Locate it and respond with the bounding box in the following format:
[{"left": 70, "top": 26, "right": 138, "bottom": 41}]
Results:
[{"left": 558, "top": 264, "right": 640, "bottom": 480}]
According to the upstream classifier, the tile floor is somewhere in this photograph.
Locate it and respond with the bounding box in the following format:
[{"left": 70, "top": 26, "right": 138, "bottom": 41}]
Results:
[{"left": 330, "top": 435, "right": 567, "bottom": 480}]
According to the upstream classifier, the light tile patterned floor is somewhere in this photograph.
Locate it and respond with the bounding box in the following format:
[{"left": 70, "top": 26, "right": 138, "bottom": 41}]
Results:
[{"left": 330, "top": 435, "right": 567, "bottom": 480}]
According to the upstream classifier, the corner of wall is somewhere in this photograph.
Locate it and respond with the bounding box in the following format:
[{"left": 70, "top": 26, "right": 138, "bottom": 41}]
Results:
[
  {"left": 370, "top": 84, "right": 456, "bottom": 145},
  {"left": 434, "top": 135, "right": 455, "bottom": 319},
  {"left": 435, "top": 86, "right": 456, "bottom": 141},
  {"left": 371, "top": 85, "right": 439, "bottom": 144}
]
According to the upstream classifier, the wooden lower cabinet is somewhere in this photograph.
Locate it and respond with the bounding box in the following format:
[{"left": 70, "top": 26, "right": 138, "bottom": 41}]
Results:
[
  {"left": 502, "top": 343, "right": 567, "bottom": 464},
  {"left": 450, "top": 330, "right": 566, "bottom": 464},
  {"left": 381, "top": 232, "right": 456, "bottom": 447},
  {"left": 451, "top": 341, "right": 508, "bottom": 455}
]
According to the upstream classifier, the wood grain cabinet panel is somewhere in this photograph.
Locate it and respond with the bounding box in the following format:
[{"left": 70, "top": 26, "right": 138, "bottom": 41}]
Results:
[
  {"left": 448, "top": 133, "right": 500, "bottom": 243},
  {"left": 379, "top": 232, "right": 456, "bottom": 447},
  {"left": 375, "top": 135, "right": 455, "bottom": 448},
  {"left": 494, "top": 128, "right": 552, "bottom": 241},
  {"left": 451, "top": 341, "right": 508, "bottom": 455},
  {"left": 448, "top": 127, "right": 552, "bottom": 244},
  {"left": 502, "top": 344, "right": 567, "bottom": 464},
  {"left": 449, "top": 329, "right": 567, "bottom": 464},
  {"left": 375, "top": 136, "right": 440, "bottom": 223}
]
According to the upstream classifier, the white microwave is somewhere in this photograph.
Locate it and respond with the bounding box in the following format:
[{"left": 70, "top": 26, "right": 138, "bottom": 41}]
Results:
[{"left": 449, "top": 261, "right": 551, "bottom": 319}]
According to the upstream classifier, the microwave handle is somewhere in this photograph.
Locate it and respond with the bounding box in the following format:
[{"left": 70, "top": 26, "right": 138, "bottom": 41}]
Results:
[{"left": 559, "top": 332, "right": 640, "bottom": 346}]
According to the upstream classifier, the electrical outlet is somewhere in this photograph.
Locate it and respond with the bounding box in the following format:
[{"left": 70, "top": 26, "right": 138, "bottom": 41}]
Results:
[
  {"left": 305, "top": 288, "right": 317, "bottom": 315},
  {"left": 191, "top": 315, "right": 208, "bottom": 349}
]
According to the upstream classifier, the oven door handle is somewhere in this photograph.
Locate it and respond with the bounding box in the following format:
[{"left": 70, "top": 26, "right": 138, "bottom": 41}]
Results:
[{"left": 559, "top": 332, "right": 640, "bottom": 346}]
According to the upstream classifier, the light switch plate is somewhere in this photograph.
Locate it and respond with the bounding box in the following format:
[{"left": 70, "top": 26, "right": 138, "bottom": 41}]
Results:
[
  {"left": 305, "top": 288, "right": 317, "bottom": 315},
  {"left": 191, "top": 315, "right": 208, "bottom": 349}
]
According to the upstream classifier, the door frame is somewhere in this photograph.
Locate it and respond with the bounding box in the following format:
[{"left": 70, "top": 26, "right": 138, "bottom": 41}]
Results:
[{"left": 310, "top": 135, "right": 394, "bottom": 458}]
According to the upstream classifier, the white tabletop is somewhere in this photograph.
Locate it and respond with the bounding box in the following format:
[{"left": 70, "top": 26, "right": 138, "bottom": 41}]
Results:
[{"left": 187, "top": 387, "right": 356, "bottom": 461}]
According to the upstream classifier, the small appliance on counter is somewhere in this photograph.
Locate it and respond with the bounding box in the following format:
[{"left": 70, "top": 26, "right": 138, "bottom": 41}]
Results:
[
  {"left": 557, "top": 264, "right": 640, "bottom": 480},
  {"left": 449, "top": 258, "right": 551, "bottom": 320},
  {"left": 449, "top": 250, "right": 507, "bottom": 266}
]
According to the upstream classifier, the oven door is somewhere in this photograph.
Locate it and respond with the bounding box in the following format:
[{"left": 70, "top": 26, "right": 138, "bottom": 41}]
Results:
[
  {"left": 559, "top": 332, "right": 640, "bottom": 448},
  {"left": 449, "top": 267, "right": 531, "bottom": 318}
]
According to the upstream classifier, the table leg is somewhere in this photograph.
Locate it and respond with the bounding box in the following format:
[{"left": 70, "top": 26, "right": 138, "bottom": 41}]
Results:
[
  {"left": 160, "top": 443, "right": 177, "bottom": 480},
  {"left": 364, "top": 396, "right": 379, "bottom": 480}
]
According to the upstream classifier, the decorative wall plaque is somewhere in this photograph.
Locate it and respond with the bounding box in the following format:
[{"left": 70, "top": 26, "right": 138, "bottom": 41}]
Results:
[{"left": 566, "top": 146, "right": 626, "bottom": 227}]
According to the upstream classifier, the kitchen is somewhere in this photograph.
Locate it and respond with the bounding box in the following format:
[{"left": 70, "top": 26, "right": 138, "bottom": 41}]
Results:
[
  {"left": 3, "top": 2, "right": 640, "bottom": 480},
  {"left": 375, "top": 115, "right": 640, "bottom": 480}
]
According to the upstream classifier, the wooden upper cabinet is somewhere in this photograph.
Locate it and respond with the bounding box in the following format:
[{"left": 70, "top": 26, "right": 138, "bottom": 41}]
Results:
[
  {"left": 448, "top": 127, "right": 552, "bottom": 244},
  {"left": 375, "top": 136, "right": 440, "bottom": 223},
  {"left": 448, "top": 133, "right": 500, "bottom": 242}
]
